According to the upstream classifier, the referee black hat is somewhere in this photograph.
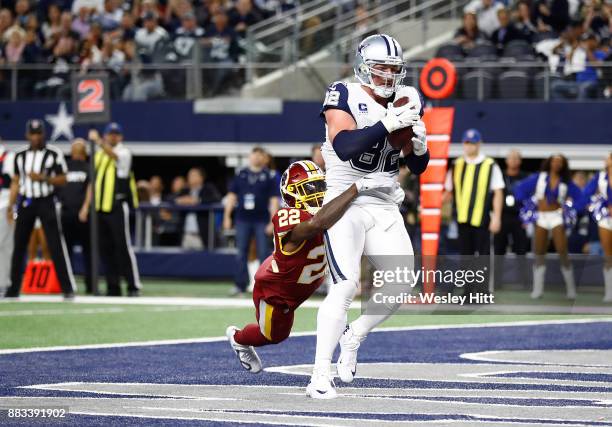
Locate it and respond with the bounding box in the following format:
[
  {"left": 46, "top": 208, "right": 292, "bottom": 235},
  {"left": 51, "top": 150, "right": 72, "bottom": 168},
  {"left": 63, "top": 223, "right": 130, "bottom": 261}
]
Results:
[{"left": 26, "top": 119, "right": 45, "bottom": 134}]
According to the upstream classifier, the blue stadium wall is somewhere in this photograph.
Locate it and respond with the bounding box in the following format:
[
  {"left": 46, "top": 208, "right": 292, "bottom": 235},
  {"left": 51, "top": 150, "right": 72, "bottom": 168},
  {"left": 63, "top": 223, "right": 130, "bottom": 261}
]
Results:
[{"left": 1, "top": 101, "right": 611, "bottom": 146}]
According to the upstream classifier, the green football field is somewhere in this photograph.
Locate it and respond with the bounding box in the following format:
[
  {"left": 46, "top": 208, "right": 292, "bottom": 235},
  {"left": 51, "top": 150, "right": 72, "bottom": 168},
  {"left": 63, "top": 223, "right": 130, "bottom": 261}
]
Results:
[{"left": 1, "top": 280, "right": 611, "bottom": 350}]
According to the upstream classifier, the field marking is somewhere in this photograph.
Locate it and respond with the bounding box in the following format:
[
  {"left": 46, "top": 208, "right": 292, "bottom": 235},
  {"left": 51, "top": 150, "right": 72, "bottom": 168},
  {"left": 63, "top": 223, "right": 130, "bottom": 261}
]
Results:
[
  {"left": 1, "top": 317, "right": 611, "bottom": 356},
  {"left": 461, "top": 350, "right": 612, "bottom": 367},
  {"left": 0, "top": 306, "right": 205, "bottom": 317},
  {"left": 4, "top": 295, "right": 612, "bottom": 314}
]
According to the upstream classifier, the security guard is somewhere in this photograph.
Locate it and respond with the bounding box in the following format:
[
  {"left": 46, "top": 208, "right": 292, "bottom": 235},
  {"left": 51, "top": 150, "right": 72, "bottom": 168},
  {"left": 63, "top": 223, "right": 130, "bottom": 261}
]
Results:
[
  {"left": 223, "top": 147, "right": 280, "bottom": 296},
  {"left": 4, "top": 119, "right": 76, "bottom": 298},
  {"left": 87, "top": 123, "right": 141, "bottom": 297},
  {"left": 494, "top": 149, "right": 529, "bottom": 287},
  {"left": 444, "top": 129, "right": 504, "bottom": 296}
]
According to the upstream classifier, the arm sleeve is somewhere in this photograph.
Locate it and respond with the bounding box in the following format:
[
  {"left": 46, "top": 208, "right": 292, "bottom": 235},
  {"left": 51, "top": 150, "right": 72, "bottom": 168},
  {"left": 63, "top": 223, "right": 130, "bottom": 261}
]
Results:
[
  {"left": 228, "top": 174, "right": 239, "bottom": 194},
  {"left": 332, "top": 122, "right": 389, "bottom": 161},
  {"left": 320, "top": 81, "right": 352, "bottom": 119},
  {"left": 489, "top": 164, "right": 505, "bottom": 191},
  {"left": 404, "top": 150, "right": 430, "bottom": 175},
  {"left": 513, "top": 173, "right": 538, "bottom": 203}
]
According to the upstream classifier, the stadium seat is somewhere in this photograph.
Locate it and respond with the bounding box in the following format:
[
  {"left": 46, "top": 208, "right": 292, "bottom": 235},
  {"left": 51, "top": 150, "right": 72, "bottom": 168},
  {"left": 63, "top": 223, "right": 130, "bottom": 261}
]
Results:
[
  {"left": 466, "top": 43, "right": 497, "bottom": 59},
  {"left": 435, "top": 43, "right": 465, "bottom": 60},
  {"left": 498, "top": 70, "right": 529, "bottom": 99},
  {"left": 533, "top": 71, "right": 560, "bottom": 99},
  {"left": 461, "top": 70, "right": 494, "bottom": 99},
  {"left": 532, "top": 31, "right": 558, "bottom": 43},
  {"left": 502, "top": 40, "right": 534, "bottom": 58}
]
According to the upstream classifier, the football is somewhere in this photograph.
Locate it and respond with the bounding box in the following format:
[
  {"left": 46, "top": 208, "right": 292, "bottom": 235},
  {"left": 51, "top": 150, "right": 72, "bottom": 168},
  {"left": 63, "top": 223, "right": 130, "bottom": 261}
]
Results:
[{"left": 387, "top": 96, "right": 416, "bottom": 153}]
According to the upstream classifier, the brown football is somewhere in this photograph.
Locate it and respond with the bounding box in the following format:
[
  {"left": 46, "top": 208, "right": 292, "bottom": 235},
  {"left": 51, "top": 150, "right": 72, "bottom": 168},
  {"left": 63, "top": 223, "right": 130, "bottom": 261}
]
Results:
[{"left": 387, "top": 96, "right": 415, "bottom": 154}]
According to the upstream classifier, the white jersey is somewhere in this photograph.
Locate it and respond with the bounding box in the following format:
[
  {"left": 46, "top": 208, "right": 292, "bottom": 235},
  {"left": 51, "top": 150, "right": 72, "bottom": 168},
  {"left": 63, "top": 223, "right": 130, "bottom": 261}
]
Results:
[{"left": 320, "top": 81, "right": 423, "bottom": 206}]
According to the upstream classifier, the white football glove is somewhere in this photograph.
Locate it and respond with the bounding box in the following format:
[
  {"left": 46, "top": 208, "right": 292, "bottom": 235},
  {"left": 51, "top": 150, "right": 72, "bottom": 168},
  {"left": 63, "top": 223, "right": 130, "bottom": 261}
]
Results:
[
  {"left": 411, "top": 120, "right": 427, "bottom": 156},
  {"left": 355, "top": 171, "right": 397, "bottom": 193},
  {"left": 380, "top": 102, "right": 421, "bottom": 133}
]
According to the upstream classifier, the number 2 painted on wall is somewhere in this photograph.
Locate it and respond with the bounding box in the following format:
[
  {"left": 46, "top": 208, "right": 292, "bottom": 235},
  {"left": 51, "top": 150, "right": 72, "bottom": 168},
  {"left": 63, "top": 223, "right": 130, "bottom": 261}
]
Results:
[{"left": 78, "top": 79, "right": 105, "bottom": 113}]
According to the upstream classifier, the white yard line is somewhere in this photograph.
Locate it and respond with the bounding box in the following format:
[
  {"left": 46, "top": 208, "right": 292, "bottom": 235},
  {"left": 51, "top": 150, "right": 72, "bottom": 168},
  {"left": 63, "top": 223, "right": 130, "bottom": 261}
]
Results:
[
  {"left": 0, "top": 318, "right": 611, "bottom": 356},
  {"left": 3, "top": 295, "right": 612, "bottom": 314},
  {"left": 0, "top": 306, "right": 203, "bottom": 317}
]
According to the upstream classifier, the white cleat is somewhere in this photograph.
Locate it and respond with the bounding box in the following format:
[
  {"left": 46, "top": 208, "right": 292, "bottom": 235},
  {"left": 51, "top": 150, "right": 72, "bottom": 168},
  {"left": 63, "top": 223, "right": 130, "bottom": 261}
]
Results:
[
  {"left": 226, "top": 326, "right": 262, "bottom": 373},
  {"left": 337, "top": 325, "right": 361, "bottom": 383},
  {"left": 306, "top": 371, "right": 337, "bottom": 399}
]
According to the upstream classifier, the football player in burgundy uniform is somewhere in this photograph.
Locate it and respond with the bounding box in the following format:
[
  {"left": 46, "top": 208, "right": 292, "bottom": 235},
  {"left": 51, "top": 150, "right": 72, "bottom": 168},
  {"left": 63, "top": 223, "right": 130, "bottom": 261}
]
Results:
[{"left": 226, "top": 160, "right": 397, "bottom": 373}]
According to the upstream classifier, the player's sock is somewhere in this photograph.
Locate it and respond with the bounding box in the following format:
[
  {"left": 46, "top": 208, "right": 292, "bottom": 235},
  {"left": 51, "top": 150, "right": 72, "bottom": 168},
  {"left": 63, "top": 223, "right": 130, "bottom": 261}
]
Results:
[
  {"left": 603, "top": 267, "right": 612, "bottom": 302},
  {"left": 531, "top": 264, "right": 545, "bottom": 299},
  {"left": 351, "top": 313, "right": 390, "bottom": 338},
  {"left": 234, "top": 324, "right": 271, "bottom": 347},
  {"left": 561, "top": 265, "right": 576, "bottom": 300},
  {"left": 313, "top": 279, "right": 356, "bottom": 374}
]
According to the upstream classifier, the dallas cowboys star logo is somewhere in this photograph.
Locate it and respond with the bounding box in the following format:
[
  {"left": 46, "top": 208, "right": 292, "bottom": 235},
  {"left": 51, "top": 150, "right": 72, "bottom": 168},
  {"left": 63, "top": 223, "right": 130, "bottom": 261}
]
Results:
[{"left": 45, "top": 103, "right": 74, "bottom": 141}]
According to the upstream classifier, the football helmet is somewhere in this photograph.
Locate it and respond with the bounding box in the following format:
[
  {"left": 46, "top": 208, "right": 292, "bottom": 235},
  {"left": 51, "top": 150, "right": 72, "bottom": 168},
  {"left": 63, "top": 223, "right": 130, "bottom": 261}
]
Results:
[
  {"left": 280, "top": 160, "right": 326, "bottom": 215},
  {"left": 354, "top": 34, "right": 406, "bottom": 98}
]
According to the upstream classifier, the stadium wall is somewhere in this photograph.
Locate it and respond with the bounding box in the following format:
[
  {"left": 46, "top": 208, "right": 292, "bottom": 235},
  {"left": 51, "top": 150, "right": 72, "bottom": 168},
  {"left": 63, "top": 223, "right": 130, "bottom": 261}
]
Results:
[{"left": 1, "top": 101, "right": 609, "bottom": 162}]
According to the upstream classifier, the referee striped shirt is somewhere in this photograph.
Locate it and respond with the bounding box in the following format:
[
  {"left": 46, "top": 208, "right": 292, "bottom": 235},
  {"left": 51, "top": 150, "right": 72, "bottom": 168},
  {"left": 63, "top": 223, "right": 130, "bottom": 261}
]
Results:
[{"left": 13, "top": 144, "right": 67, "bottom": 199}]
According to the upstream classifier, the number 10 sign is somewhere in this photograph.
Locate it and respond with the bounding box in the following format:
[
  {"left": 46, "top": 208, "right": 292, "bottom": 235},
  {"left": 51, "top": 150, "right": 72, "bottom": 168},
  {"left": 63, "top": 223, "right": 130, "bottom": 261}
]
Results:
[{"left": 72, "top": 74, "right": 111, "bottom": 124}]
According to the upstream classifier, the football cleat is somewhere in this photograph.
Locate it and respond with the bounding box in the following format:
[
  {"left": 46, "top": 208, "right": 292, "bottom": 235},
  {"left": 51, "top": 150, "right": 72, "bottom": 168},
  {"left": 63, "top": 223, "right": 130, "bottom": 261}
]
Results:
[
  {"left": 226, "top": 326, "right": 262, "bottom": 373},
  {"left": 306, "top": 370, "right": 337, "bottom": 399},
  {"left": 337, "top": 325, "right": 361, "bottom": 383}
]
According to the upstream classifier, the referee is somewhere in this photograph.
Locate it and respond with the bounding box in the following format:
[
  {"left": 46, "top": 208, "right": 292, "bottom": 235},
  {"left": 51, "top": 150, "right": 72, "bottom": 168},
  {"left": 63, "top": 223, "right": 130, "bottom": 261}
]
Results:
[
  {"left": 4, "top": 119, "right": 76, "bottom": 298},
  {"left": 86, "top": 123, "right": 141, "bottom": 297}
]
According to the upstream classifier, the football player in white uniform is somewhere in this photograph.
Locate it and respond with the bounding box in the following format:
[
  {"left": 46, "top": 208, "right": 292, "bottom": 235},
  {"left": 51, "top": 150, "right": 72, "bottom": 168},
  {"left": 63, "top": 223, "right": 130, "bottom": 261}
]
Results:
[{"left": 306, "top": 34, "right": 429, "bottom": 399}]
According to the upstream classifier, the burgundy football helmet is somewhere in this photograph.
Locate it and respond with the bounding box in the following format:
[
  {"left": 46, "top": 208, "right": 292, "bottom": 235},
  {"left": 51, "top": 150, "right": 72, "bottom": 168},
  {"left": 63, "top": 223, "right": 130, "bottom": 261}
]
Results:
[{"left": 280, "top": 160, "right": 326, "bottom": 214}]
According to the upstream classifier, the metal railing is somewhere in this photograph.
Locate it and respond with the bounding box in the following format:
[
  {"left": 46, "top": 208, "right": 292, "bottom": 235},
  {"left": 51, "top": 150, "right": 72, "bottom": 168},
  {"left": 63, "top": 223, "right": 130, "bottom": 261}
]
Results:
[
  {"left": 244, "top": 0, "right": 467, "bottom": 82},
  {"left": 134, "top": 202, "right": 224, "bottom": 251},
  {"left": 2, "top": 61, "right": 612, "bottom": 101}
]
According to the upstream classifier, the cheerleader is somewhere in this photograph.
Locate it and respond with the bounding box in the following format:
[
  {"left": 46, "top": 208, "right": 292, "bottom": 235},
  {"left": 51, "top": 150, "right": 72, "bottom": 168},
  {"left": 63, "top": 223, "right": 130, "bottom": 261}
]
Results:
[
  {"left": 582, "top": 153, "right": 612, "bottom": 302},
  {"left": 514, "top": 154, "right": 583, "bottom": 299}
]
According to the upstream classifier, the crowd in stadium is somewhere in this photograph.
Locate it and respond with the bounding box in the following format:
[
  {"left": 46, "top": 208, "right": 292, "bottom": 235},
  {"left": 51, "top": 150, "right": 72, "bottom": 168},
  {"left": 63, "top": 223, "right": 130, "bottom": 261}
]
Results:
[
  {"left": 1, "top": 0, "right": 611, "bottom": 100},
  {"left": 441, "top": 0, "right": 612, "bottom": 99},
  {"left": 0, "top": 0, "right": 299, "bottom": 99}
]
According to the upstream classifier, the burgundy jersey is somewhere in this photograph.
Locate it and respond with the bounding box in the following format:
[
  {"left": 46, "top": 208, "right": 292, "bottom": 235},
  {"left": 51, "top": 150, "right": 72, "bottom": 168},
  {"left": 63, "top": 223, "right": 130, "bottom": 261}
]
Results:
[{"left": 254, "top": 207, "right": 327, "bottom": 310}]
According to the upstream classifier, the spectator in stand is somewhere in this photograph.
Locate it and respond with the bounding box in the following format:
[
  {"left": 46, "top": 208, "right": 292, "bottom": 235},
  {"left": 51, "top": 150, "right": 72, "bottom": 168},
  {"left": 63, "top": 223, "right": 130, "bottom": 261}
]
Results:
[
  {"left": 175, "top": 167, "right": 221, "bottom": 250},
  {"left": 454, "top": 12, "right": 487, "bottom": 52},
  {"left": 464, "top": 0, "right": 504, "bottom": 38},
  {"left": 583, "top": 0, "right": 611, "bottom": 40},
  {"left": 491, "top": 7, "right": 525, "bottom": 53},
  {"left": 164, "top": 0, "right": 193, "bottom": 32},
  {"left": 514, "top": 0, "right": 537, "bottom": 42},
  {"left": 170, "top": 175, "right": 187, "bottom": 198},
  {"left": 0, "top": 9, "right": 13, "bottom": 42},
  {"left": 97, "top": 0, "right": 123, "bottom": 32},
  {"left": 72, "top": 7, "right": 91, "bottom": 39},
  {"left": 3, "top": 27, "right": 26, "bottom": 64},
  {"left": 552, "top": 30, "right": 606, "bottom": 99},
  {"left": 71, "top": 0, "right": 104, "bottom": 16},
  {"left": 228, "top": 0, "right": 263, "bottom": 39},
  {"left": 202, "top": 8, "right": 240, "bottom": 95},
  {"left": 149, "top": 175, "right": 164, "bottom": 205},
  {"left": 42, "top": 4, "right": 62, "bottom": 42},
  {"left": 134, "top": 11, "right": 168, "bottom": 55},
  {"left": 14, "top": 0, "right": 31, "bottom": 28},
  {"left": 532, "top": 0, "right": 570, "bottom": 34}
]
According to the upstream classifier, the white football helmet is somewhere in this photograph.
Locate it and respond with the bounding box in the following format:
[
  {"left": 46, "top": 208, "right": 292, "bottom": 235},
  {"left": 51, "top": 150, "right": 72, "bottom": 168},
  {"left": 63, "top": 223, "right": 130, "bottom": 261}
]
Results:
[{"left": 354, "top": 34, "right": 406, "bottom": 98}]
